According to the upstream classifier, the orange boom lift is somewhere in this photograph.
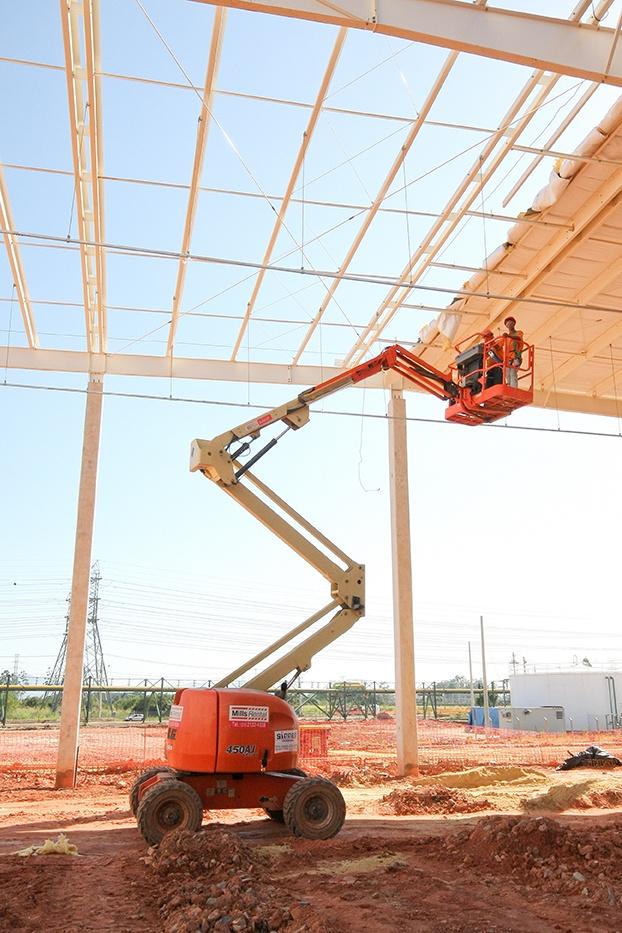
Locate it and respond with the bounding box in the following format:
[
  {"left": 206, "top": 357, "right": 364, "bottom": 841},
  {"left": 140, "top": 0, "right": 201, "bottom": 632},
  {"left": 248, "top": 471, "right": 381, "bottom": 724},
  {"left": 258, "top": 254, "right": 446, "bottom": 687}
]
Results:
[{"left": 131, "top": 334, "right": 533, "bottom": 845}]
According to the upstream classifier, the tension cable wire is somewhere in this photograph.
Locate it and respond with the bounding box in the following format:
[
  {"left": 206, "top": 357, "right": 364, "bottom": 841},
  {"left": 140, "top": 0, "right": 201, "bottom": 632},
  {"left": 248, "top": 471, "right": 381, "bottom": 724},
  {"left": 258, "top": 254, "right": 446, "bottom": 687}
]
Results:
[{"left": 2, "top": 379, "right": 622, "bottom": 440}]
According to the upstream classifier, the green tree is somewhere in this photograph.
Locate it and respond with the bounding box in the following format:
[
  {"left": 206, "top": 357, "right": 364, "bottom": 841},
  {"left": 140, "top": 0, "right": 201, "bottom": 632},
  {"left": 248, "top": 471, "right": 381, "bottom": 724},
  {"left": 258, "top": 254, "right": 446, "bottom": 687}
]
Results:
[
  {"left": 0, "top": 669, "right": 30, "bottom": 721},
  {"left": 434, "top": 674, "right": 471, "bottom": 689}
]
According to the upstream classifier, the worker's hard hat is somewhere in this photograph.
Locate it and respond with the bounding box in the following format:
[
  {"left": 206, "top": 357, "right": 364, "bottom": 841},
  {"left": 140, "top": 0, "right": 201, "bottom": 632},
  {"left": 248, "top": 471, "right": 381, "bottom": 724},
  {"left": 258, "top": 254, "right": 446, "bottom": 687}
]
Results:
[
  {"left": 482, "top": 329, "right": 493, "bottom": 337},
  {"left": 504, "top": 316, "right": 516, "bottom": 326}
]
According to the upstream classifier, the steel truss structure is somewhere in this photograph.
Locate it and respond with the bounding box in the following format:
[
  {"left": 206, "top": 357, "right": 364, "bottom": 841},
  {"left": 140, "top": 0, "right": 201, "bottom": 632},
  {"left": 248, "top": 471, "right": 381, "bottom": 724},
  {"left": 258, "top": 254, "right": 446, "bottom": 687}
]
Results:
[{"left": 1, "top": 0, "right": 622, "bottom": 417}]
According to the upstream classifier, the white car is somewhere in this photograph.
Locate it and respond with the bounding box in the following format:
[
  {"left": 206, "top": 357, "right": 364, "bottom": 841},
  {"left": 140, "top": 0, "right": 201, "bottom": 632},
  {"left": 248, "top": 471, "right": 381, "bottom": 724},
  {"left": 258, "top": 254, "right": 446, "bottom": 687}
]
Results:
[{"left": 125, "top": 711, "right": 144, "bottom": 722}]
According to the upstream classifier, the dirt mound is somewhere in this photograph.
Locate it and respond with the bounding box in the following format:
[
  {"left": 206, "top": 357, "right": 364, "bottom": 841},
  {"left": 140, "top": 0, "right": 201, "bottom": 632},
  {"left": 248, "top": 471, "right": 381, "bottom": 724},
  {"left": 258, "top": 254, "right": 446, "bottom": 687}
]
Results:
[
  {"left": 380, "top": 785, "right": 492, "bottom": 815},
  {"left": 524, "top": 779, "right": 597, "bottom": 811},
  {"left": 438, "top": 815, "right": 622, "bottom": 903},
  {"left": 525, "top": 776, "right": 622, "bottom": 812},
  {"left": 413, "top": 766, "right": 547, "bottom": 790},
  {"left": 580, "top": 785, "right": 622, "bottom": 808},
  {"left": 150, "top": 828, "right": 326, "bottom": 932},
  {"left": 328, "top": 763, "right": 393, "bottom": 786}
]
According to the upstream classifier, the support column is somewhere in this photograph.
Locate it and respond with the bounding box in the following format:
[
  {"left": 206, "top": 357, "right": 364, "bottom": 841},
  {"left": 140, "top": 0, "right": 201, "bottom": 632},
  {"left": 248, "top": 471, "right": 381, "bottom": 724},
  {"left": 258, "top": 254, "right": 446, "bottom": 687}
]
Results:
[
  {"left": 55, "top": 375, "right": 104, "bottom": 788},
  {"left": 388, "top": 388, "right": 418, "bottom": 776},
  {"left": 480, "top": 615, "right": 490, "bottom": 728}
]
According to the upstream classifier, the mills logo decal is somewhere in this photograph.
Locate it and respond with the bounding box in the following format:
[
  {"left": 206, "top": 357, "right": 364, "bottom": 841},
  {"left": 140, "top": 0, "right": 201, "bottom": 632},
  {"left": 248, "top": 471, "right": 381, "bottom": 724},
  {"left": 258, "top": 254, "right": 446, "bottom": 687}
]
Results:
[{"left": 229, "top": 705, "right": 269, "bottom": 728}]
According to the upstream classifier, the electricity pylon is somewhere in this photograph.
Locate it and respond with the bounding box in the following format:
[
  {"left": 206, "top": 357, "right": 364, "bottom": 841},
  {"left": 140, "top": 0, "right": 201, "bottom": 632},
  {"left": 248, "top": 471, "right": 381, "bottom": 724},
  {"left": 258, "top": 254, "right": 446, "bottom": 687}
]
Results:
[{"left": 45, "top": 563, "right": 113, "bottom": 715}]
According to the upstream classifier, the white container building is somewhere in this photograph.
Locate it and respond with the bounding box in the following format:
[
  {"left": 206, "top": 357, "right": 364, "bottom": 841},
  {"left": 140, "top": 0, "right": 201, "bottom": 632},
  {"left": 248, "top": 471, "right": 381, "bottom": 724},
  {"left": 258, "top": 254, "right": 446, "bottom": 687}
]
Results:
[
  {"left": 498, "top": 706, "right": 566, "bottom": 732},
  {"left": 509, "top": 671, "right": 622, "bottom": 731}
]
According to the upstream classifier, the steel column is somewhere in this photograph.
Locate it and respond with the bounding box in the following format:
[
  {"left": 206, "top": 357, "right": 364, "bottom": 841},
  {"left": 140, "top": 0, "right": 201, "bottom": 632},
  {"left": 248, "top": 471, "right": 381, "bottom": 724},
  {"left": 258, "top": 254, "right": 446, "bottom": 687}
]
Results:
[
  {"left": 55, "top": 375, "right": 104, "bottom": 788},
  {"left": 388, "top": 389, "right": 418, "bottom": 776}
]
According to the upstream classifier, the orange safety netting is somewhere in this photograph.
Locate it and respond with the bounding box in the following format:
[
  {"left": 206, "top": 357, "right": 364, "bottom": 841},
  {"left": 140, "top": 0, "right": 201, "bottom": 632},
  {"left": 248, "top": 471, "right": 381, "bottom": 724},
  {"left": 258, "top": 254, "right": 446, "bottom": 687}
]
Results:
[{"left": 1, "top": 719, "right": 621, "bottom": 773}]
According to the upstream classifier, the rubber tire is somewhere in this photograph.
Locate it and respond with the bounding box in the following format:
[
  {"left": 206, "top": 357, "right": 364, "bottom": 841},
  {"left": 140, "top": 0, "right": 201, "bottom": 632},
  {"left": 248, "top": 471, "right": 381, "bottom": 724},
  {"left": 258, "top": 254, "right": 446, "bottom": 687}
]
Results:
[
  {"left": 264, "top": 768, "right": 308, "bottom": 823},
  {"left": 136, "top": 779, "right": 203, "bottom": 845},
  {"left": 129, "top": 766, "right": 176, "bottom": 816},
  {"left": 283, "top": 777, "right": 345, "bottom": 840}
]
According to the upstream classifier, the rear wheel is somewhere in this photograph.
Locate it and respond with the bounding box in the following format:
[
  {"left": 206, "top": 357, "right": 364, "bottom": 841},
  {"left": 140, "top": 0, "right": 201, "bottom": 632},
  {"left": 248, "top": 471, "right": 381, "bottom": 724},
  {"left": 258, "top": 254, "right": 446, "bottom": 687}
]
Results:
[
  {"left": 264, "top": 768, "right": 307, "bottom": 823},
  {"left": 137, "top": 779, "right": 203, "bottom": 845},
  {"left": 283, "top": 777, "right": 345, "bottom": 840},
  {"left": 130, "top": 766, "right": 176, "bottom": 816}
]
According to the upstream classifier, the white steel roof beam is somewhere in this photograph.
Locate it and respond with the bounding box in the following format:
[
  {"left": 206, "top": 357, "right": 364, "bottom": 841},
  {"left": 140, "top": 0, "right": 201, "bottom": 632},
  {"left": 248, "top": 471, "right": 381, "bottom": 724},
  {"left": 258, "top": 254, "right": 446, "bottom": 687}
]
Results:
[
  {"left": 0, "top": 165, "right": 38, "bottom": 347},
  {"left": 167, "top": 8, "right": 227, "bottom": 356},
  {"left": 192, "top": 0, "right": 622, "bottom": 87},
  {"left": 230, "top": 27, "right": 347, "bottom": 361},
  {"left": 83, "top": 0, "right": 107, "bottom": 352},
  {"left": 2, "top": 343, "right": 621, "bottom": 417},
  {"left": 59, "top": 0, "right": 98, "bottom": 353},
  {"left": 291, "top": 50, "right": 457, "bottom": 365}
]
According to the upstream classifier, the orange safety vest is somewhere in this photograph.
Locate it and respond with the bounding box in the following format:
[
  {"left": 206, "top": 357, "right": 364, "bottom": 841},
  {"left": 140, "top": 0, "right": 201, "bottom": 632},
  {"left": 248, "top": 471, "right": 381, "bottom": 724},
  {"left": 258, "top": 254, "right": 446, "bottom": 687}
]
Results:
[
  {"left": 489, "top": 332, "right": 523, "bottom": 366},
  {"left": 507, "top": 330, "right": 524, "bottom": 366}
]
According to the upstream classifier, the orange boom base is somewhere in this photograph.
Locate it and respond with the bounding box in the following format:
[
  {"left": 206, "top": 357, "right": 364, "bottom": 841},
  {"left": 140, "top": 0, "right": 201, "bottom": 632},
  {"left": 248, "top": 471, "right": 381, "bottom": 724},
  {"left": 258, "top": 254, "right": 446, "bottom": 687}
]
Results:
[{"left": 131, "top": 688, "right": 347, "bottom": 844}]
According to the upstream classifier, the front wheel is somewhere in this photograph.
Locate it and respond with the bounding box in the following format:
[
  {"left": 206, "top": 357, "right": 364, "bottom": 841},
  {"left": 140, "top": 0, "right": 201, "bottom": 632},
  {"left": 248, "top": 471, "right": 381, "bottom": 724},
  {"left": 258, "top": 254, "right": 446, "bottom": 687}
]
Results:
[
  {"left": 283, "top": 777, "right": 345, "bottom": 840},
  {"left": 137, "top": 780, "right": 203, "bottom": 845}
]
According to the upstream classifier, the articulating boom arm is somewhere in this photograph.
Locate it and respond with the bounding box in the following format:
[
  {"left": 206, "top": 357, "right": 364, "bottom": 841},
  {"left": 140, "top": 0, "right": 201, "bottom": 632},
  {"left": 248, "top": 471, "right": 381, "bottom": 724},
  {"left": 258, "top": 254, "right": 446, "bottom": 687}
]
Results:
[
  {"left": 191, "top": 344, "right": 457, "bottom": 487},
  {"left": 189, "top": 344, "right": 455, "bottom": 691}
]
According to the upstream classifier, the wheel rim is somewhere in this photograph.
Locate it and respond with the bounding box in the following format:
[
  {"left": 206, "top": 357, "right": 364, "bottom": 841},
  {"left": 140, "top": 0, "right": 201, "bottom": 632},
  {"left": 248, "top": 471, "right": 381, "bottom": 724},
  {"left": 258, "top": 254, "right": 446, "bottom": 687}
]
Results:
[
  {"left": 302, "top": 793, "right": 330, "bottom": 827},
  {"left": 155, "top": 800, "right": 185, "bottom": 831}
]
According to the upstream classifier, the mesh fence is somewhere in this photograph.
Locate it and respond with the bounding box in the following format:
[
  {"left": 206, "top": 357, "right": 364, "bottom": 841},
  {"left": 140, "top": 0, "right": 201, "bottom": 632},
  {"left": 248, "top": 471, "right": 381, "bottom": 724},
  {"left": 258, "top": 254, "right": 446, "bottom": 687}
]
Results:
[
  {"left": 2, "top": 719, "right": 622, "bottom": 773},
  {"left": 0, "top": 725, "right": 166, "bottom": 769},
  {"left": 319, "top": 719, "right": 622, "bottom": 770}
]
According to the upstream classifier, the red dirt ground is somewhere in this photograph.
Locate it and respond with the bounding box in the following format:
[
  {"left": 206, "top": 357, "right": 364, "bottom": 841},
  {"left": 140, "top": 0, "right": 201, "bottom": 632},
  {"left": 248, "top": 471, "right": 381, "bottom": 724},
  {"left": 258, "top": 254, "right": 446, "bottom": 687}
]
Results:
[
  {"left": 379, "top": 784, "right": 492, "bottom": 815},
  {"left": 2, "top": 765, "right": 622, "bottom": 931}
]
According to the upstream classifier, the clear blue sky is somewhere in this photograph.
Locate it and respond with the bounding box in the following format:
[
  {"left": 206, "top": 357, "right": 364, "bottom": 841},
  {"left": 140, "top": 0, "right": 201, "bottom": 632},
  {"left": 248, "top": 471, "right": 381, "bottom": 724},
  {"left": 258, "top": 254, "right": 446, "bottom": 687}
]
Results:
[{"left": 2, "top": 0, "right": 622, "bottom": 688}]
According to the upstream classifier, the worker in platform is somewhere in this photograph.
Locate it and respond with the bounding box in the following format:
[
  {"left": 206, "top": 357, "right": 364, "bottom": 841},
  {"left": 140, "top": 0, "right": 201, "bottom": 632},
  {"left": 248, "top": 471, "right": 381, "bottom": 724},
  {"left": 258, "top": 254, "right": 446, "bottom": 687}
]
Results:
[
  {"left": 503, "top": 316, "right": 524, "bottom": 388},
  {"left": 482, "top": 329, "right": 502, "bottom": 387}
]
